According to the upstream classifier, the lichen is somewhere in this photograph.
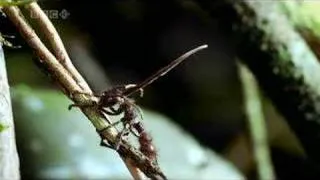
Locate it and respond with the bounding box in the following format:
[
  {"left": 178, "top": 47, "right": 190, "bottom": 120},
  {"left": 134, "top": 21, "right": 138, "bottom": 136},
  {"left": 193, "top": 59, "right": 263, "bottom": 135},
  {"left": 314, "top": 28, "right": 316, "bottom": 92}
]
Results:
[
  {"left": 281, "top": 1, "right": 320, "bottom": 37},
  {"left": 0, "top": 123, "right": 8, "bottom": 132}
]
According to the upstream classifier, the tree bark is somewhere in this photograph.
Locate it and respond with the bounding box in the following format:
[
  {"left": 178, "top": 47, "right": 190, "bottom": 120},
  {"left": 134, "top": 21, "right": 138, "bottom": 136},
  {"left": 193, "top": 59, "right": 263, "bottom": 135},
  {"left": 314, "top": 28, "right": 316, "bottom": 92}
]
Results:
[
  {"left": 0, "top": 44, "right": 20, "bottom": 179},
  {"left": 196, "top": 0, "right": 320, "bottom": 163}
]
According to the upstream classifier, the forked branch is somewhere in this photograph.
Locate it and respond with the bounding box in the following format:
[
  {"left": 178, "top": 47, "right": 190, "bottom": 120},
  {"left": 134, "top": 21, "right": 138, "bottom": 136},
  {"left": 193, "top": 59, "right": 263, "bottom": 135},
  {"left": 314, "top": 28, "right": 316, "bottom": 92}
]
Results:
[
  {"left": 23, "top": 2, "right": 91, "bottom": 92},
  {"left": 2, "top": 3, "right": 207, "bottom": 179},
  {"left": 2, "top": 4, "right": 158, "bottom": 180}
]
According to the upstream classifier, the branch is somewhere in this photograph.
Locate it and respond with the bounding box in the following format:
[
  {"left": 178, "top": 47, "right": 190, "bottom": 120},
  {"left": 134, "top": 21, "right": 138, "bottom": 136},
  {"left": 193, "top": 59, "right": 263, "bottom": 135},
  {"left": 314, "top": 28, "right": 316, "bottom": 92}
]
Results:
[
  {"left": 23, "top": 2, "right": 91, "bottom": 92},
  {"left": 195, "top": 0, "right": 320, "bottom": 163},
  {"left": 0, "top": 43, "right": 20, "bottom": 179},
  {"left": 2, "top": 5, "right": 166, "bottom": 179},
  {"left": 238, "top": 61, "right": 275, "bottom": 180},
  {"left": 2, "top": 6, "right": 79, "bottom": 94}
]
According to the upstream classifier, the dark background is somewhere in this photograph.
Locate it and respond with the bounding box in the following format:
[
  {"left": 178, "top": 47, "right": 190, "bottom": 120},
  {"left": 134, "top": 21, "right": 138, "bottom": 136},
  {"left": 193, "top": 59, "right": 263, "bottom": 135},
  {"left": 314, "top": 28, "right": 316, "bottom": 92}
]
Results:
[{"left": 2, "top": 1, "right": 317, "bottom": 179}]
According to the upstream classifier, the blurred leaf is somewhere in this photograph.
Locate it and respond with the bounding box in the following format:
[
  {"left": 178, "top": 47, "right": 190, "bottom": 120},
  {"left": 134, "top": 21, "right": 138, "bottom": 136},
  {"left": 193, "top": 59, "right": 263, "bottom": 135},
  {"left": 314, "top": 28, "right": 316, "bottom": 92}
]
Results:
[{"left": 11, "top": 84, "right": 244, "bottom": 179}]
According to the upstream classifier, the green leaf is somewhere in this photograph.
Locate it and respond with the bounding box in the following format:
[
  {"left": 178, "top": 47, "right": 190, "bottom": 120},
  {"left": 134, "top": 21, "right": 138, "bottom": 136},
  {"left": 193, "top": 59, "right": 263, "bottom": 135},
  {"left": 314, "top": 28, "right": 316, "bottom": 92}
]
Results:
[{"left": 0, "top": 0, "right": 35, "bottom": 7}]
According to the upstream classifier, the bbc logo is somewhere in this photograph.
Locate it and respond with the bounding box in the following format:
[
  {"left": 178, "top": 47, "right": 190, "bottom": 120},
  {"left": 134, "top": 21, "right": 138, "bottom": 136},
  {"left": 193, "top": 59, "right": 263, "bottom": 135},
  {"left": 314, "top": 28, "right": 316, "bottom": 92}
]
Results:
[{"left": 30, "top": 9, "right": 70, "bottom": 20}]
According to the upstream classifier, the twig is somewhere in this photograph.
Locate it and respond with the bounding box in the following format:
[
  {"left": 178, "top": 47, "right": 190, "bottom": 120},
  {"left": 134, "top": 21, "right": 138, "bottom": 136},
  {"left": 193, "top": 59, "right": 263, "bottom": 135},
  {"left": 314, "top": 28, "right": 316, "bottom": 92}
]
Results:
[
  {"left": 238, "top": 61, "right": 275, "bottom": 180},
  {"left": 123, "top": 158, "right": 147, "bottom": 180},
  {"left": 2, "top": 6, "right": 79, "bottom": 94},
  {"left": 23, "top": 2, "right": 91, "bottom": 93},
  {"left": 2, "top": 5, "right": 165, "bottom": 180}
]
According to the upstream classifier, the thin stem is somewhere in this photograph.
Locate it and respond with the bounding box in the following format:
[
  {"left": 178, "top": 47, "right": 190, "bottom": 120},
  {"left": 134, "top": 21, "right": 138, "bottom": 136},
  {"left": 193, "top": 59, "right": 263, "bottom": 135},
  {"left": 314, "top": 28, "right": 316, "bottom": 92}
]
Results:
[
  {"left": 238, "top": 61, "right": 275, "bottom": 180},
  {"left": 2, "top": 5, "right": 165, "bottom": 180},
  {"left": 2, "top": 6, "right": 80, "bottom": 94},
  {"left": 23, "top": 2, "right": 91, "bottom": 93}
]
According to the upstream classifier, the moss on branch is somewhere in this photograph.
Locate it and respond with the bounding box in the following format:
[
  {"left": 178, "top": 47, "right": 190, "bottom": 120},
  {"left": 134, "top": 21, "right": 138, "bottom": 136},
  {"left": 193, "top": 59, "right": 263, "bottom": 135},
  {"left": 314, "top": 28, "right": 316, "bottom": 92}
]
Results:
[{"left": 196, "top": 0, "right": 320, "bottom": 163}]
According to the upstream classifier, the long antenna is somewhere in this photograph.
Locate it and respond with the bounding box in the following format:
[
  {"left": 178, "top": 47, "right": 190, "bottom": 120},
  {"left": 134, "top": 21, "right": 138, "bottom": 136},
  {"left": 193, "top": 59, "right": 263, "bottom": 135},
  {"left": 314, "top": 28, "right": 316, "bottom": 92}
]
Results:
[{"left": 125, "top": 44, "right": 208, "bottom": 96}]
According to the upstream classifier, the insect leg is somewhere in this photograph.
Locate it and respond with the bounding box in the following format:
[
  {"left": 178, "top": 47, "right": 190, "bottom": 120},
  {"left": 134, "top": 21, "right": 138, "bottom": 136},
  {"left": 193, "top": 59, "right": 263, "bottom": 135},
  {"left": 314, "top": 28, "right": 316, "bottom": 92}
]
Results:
[
  {"left": 126, "top": 118, "right": 143, "bottom": 138},
  {"left": 68, "top": 103, "right": 94, "bottom": 110},
  {"left": 99, "top": 139, "right": 114, "bottom": 149},
  {"left": 115, "top": 124, "right": 131, "bottom": 150},
  {"left": 101, "top": 108, "right": 118, "bottom": 115},
  {"left": 96, "top": 128, "right": 115, "bottom": 149},
  {"left": 96, "top": 119, "right": 125, "bottom": 150},
  {"left": 101, "top": 106, "right": 123, "bottom": 116},
  {"left": 123, "top": 84, "right": 144, "bottom": 97},
  {"left": 110, "top": 106, "right": 123, "bottom": 115},
  {"left": 68, "top": 91, "right": 99, "bottom": 110},
  {"left": 130, "top": 128, "right": 140, "bottom": 137}
]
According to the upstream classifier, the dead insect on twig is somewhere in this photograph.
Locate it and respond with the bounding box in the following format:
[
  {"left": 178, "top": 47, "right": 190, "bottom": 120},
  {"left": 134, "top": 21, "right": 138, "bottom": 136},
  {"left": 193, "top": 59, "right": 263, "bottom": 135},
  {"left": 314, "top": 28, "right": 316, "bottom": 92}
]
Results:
[{"left": 70, "top": 44, "right": 208, "bottom": 162}]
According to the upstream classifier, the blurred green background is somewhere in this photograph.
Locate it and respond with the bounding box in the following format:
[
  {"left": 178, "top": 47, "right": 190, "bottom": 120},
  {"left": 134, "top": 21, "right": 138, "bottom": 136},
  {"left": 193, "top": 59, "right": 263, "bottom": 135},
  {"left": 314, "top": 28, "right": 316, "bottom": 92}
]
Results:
[{"left": 2, "top": 0, "right": 320, "bottom": 179}]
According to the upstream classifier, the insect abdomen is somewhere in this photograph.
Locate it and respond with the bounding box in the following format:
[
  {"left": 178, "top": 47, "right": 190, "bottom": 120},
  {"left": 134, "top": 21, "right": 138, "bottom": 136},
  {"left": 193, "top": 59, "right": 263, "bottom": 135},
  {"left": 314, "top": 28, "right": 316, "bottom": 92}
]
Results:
[{"left": 139, "top": 131, "right": 157, "bottom": 162}]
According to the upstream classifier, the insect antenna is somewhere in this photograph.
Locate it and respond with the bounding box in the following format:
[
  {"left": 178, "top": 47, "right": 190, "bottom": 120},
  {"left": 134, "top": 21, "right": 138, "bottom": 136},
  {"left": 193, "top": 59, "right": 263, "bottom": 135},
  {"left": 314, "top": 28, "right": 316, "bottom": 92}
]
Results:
[{"left": 124, "top": 44, "right": 208, "bottom": 97}]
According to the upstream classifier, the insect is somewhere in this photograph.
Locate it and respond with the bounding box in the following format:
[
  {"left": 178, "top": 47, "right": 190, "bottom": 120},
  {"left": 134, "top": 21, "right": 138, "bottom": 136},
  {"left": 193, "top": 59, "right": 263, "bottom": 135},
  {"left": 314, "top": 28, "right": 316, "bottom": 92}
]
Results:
[{"left": 70, "top": 44, "right": 208, "bottom": 161}]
